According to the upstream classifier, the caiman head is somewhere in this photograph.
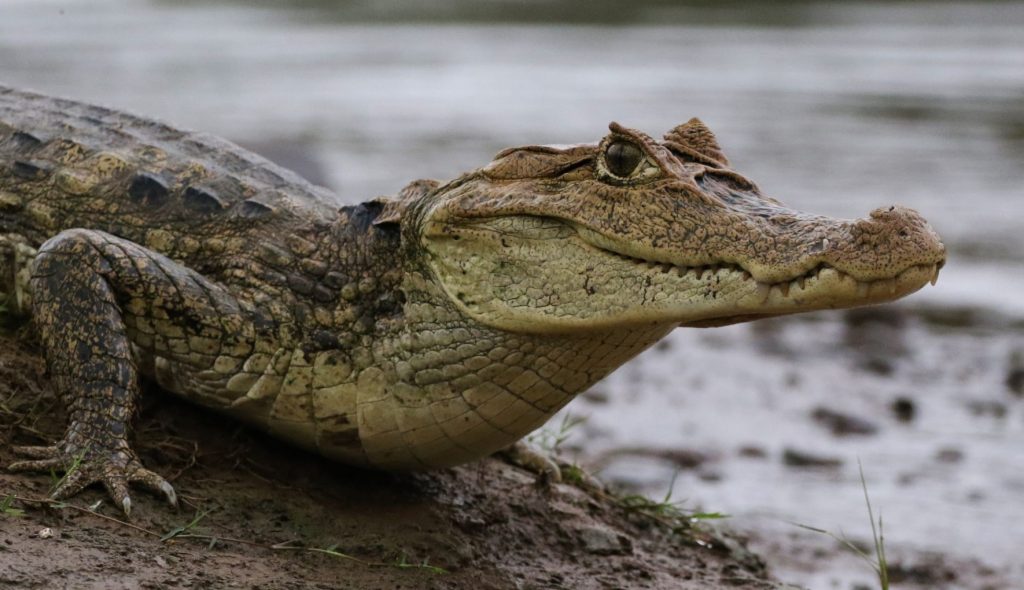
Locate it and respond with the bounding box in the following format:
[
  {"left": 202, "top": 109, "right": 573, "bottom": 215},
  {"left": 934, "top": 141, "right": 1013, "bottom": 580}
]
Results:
[{"left": 388, "top": 120, "right": 945, "bottom": 333}]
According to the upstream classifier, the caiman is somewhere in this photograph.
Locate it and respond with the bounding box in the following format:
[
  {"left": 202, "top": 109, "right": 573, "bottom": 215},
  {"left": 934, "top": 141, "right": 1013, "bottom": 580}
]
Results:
[{"left": 0, "top": 85, "right": 945, "bottom": 514}]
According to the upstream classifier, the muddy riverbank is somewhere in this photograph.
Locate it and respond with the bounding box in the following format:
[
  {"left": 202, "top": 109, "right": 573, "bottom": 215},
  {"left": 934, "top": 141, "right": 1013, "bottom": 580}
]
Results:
[{"left": 0, "top": 330, "right": 791, "bottom": 590}]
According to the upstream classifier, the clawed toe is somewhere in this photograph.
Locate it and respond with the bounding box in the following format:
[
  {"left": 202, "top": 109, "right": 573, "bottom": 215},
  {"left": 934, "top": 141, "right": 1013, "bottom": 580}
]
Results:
[
  {"left": 11, "top": 445, "right": 59, "bottom": 459},
  {"left": 131, "top": 467, "right": 178, "bottom": 507},
  {"left": 8, "top": 443, "right": 178, "bottom": 514},
  {"left": 499, "top": 441, "right": 563, "bottom": 484},
  {"left": 50, "top": 467, "right": 95, "bottom": 501},
  {"left": 8, "top": 456, "right": 65, "bottom": 473}
]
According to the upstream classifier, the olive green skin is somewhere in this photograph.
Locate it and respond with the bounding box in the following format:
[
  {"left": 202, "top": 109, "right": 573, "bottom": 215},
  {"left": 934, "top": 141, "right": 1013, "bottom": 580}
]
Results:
[{"left": 0, "top": 85, "right": 944, "bottom": 511}]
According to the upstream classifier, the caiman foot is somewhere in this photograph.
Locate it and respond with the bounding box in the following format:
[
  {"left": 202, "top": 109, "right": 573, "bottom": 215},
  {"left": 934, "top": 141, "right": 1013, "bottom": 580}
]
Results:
[
  {"left": 498, "top": 441, "right": 605, "bottom": 493},
  {"left": 9, "top": 441, "right": 177, "bottom": 515},
  {"left": 497, "top": 441, "right": 564, "bottom": 484}
]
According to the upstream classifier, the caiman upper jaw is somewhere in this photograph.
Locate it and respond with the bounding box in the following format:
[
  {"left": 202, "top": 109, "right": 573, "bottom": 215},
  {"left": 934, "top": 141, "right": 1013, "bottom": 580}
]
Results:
[
  {"left": 570, "top": 202, "right": 946, "bottom": 326},
  {"left": 575, "top": 204, "right": 945, "bottom": 285}
]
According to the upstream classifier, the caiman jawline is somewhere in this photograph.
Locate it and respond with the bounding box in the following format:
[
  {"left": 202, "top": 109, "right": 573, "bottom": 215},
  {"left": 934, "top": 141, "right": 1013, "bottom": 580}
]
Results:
[{"left": 596, "top": 246, "right": 943, "bottom": 303}]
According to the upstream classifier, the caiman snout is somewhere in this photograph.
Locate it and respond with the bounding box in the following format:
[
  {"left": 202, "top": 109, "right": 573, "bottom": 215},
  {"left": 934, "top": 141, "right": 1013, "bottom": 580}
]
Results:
[{"left": 834, "top": 204, "right": 946, "bottom": 282}]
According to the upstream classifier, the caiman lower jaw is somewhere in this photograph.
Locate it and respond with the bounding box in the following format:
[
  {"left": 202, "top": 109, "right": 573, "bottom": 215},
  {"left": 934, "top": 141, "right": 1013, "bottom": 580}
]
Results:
[
  {"left": 599, "top": 246, "right": 943, "bottom": 325},
  {"left": 678, "top": 261, "right": 942, "bottom": 327}
]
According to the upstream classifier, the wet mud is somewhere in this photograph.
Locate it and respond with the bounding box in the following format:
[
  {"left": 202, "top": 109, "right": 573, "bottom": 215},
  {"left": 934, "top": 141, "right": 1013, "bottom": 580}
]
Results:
[{"left": 574, "top": 305, "right": 1023, "bottom": 589}]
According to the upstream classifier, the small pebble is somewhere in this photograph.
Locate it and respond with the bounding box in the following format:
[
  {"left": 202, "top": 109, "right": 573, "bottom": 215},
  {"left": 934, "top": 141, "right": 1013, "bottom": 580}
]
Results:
[
  {"left": 1006, "top": 349, "right": 1024, "bottom": 396},
  {"left": 891, "top": 396, "right": 916, "bottom": 422},
  {"left": 737, "top": 445, "right": 767, "bottom": 459},
  {"left": 575, "top": 524, "right": 632, "bottom": 555},
  {"left": 782, "top": 448, "right": 842, "bottom": 468},
  {"left": 935, "top": 447, "right": 964, "bottom": 463},
  {"left": 811, "top": 406, "right": 878, "bottom": 436},
  {"left": 966, "top": 400, "right": 1007, "bottom": 419}
]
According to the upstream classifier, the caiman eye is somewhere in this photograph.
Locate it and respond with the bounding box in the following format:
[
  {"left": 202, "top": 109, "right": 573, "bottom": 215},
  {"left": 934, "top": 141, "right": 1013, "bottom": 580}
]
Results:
[{"left": 604, "top": 141, "right": 643, "bottom": 178}]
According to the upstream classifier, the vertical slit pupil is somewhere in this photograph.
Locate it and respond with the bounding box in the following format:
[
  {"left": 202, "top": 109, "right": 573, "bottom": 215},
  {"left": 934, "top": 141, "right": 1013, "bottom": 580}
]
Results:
[{"left": 605, "top": 141, "right": 643, "bottom": 177}]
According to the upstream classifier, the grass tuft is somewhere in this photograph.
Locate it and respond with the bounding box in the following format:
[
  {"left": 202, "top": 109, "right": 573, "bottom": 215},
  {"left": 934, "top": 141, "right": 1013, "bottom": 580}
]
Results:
[
  {"left": 161, "top": 509, "right": 210, "bottom": 542},
  {"left": 795, "top": 460, "right": 890, "bottom": 590},
  {"left": 0, "top": 494, "right": 25, "bottom": 517},
  {"left": 528, "top": 412, "right": 586, "bottom": 454},
  {"left": 614, "top": 473, "right": 729, "bottom": 536}
]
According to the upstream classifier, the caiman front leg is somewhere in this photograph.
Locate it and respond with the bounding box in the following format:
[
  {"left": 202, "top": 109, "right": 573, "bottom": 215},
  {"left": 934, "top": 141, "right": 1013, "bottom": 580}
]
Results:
[{"left": 9, "top": 228, "right": 252, "bottom": 514}]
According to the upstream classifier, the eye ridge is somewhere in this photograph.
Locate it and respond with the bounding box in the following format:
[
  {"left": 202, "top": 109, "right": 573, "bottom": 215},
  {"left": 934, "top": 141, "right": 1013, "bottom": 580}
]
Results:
[{"left": 604, "top": 140, "right": 643, "bottom": 178}]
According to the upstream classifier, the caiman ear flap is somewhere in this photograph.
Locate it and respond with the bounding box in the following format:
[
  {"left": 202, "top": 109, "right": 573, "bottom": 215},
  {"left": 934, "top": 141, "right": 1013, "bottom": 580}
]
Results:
[
  {"left": 663, "top": 118, "right": 730, "bottom": 167},
  {"left": 372, "top": 178, "right": 440, "bottom": 225}
]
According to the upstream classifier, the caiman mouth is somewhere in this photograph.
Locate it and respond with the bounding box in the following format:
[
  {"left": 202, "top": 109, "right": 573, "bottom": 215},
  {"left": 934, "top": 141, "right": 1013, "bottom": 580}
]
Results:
[
  {"left": 424, "top": 212, "right": 944, "bottom": 332},
  {"left": 601, "top": 247, "right": 942, "bottom": 298},
  {"left": 590, "top": 242, "right": 944, "bottom": 327}
]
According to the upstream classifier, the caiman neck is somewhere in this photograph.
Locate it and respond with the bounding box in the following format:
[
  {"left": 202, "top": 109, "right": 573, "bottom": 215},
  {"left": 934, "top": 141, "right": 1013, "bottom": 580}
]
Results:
[{"left": 359, "top": 265, "right": 670, "bottom": 469}]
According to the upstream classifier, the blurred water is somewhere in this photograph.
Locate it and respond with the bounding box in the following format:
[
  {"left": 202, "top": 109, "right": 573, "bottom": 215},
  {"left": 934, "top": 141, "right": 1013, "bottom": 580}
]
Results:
[
  {"left": 2, "top": 0, "right": 1023, "bottom": 586},
  {"left": 1, "top": 0, "right": 1022, "bottom": 318}
]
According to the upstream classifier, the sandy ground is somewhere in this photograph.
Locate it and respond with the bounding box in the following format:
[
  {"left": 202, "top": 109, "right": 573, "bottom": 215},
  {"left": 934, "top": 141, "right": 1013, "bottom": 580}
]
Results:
[{"left": 0, "top": 328, "right": 792, "bottom": 590}]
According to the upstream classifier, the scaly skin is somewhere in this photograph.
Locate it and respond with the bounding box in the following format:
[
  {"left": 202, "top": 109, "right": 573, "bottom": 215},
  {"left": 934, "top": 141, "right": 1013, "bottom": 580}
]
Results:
[{"left": 0, "top": 85, "right": 945, "bottom": 513}]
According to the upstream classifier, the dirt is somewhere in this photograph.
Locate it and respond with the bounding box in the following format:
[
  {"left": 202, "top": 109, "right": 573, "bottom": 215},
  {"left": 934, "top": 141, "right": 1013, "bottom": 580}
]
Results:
[{"left": 0, "top": 330, "right": 789, "bottom": 590}]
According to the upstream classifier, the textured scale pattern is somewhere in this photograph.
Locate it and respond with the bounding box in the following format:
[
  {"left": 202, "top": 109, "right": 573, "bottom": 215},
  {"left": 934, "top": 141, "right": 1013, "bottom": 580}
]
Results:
[{"left": 0, "top": 85, "right": 945, "bottom": 512}]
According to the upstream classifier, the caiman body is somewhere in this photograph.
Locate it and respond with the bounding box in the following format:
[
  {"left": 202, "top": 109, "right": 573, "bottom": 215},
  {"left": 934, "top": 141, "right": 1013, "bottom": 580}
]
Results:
[{"left": 0, "top": 85, "right": 945, "bottom": 511}]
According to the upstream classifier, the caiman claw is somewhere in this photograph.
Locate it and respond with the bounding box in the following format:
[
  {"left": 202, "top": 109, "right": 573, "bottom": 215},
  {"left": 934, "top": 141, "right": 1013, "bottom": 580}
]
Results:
[{"left": 9, "top": 442, "right": 177, "bottom": 515}]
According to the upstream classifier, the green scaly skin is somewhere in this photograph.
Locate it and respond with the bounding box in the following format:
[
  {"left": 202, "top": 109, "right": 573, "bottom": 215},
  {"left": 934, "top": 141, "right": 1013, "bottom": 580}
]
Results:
[{"left": 0, "top": 85, "right": 945, "bottom": 514}]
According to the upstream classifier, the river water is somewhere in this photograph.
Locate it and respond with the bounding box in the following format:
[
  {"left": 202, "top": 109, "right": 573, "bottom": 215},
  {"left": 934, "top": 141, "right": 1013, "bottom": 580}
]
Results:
[{"left": 1, "top": 0, "right": 1022, "bottom": 587}]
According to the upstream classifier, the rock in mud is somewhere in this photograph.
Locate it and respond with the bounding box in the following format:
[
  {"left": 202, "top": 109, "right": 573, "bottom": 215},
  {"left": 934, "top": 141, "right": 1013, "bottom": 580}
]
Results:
[
  {"left": 574, "top": 523, "right": 633, "bottom": 555},
  {"left": 810, "top": 406, "right": 879, "bottom": 436},
  {"left": 890, "top": 396, "right": 916, "bottom": 422},
  {"left": 935, "top": 447, "right": 964, "bottom": 463},
  {"left": 782, "top": 448, "right": 843, "bottom": 469},
  {"left": 966, "top": 399, "right": 1007, "bottom": 419},
  {"left": 737, "top": 445, "right": 768, "bottom": 459},
  {"left": 1006, "top": 349, "right": 1024, "bottom": 396}
]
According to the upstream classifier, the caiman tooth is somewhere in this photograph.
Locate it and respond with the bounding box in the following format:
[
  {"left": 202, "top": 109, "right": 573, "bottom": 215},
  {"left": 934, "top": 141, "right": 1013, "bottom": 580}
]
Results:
[
  {"left": 779, "top": 282, "right": 791, "bottom": 297},
  {"left": 883, "top": 278, "right": 897, "bottom": 295},
  {"left": 756, "top": 282, "right": 771, "bottom": 303},
  {"left": 856, "top": 282, "right": 869, "bottom": 297},
  {"left": 930, "top": 264, "right": 941, "bottom": 286},
  {"left": 797, "top": 276, "right": 806, "bottom": 290}
]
